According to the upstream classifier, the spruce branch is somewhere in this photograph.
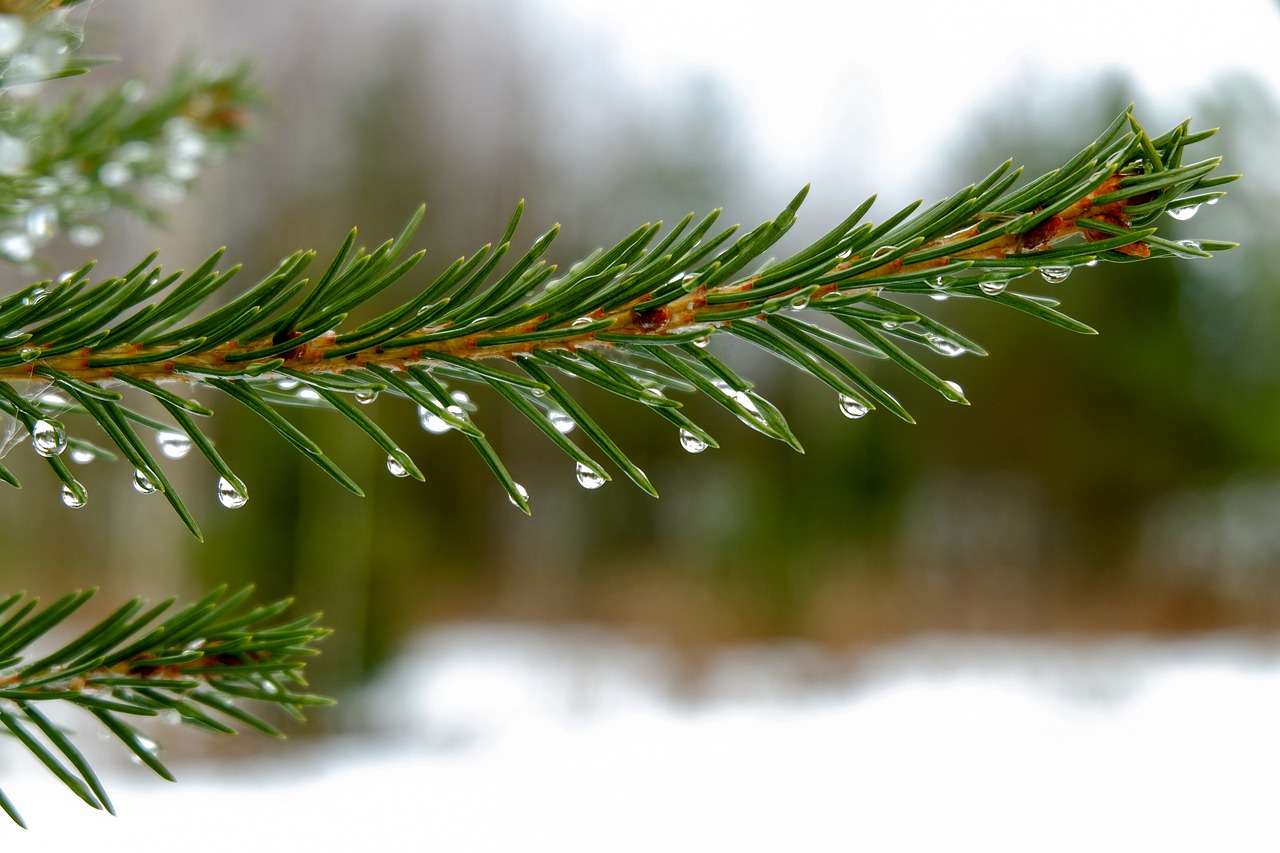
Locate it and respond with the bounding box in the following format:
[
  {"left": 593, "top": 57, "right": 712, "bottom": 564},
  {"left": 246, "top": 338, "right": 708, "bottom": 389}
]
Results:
[
  {"left": 0, "top": 57, "right": 258, "bottom": 263},
  {"left": 0, "top": 586, "right": 330, "bottom": 827},
  {"left": 0, "top": 110, "right": 1237, "bottom": 525}
]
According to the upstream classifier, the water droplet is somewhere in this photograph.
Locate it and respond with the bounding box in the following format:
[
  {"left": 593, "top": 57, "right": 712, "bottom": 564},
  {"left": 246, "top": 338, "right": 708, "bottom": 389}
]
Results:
[
  {"left": 418, "top": 405, "right": 450, "bottom": 434},
  {"left": 25, "top": 205, "right": 56, "bottom": 242},
  {"left": 837, "top": 248, "right": 854, "bottom": 261},
  {"left": 882, "top": 321, "right": 899, "bottom": 331},
  {"left": 18, "top": 346, "right": 38, "bottom": 360},
  {"left": 161, "top": 709, "right": 182, "bottom": 726},
  {"left": 978, "top": 280, "right": 1007, "bottom": 296},
  {"left": 68, "top": 447, "right": 94, "bottom": 465},
  {"left": 679, "top": 429, "right": 707, "bottom": 453},
  {"left": 790, "top": 294, "right": 809, "bottom": 310},
  {"left": 449, "top": 390, "right": 471, "bottom": 408},
  {"left": 926, "top": 334, "right": 966, "bottom": 357},
  {"left": 929, "top": 276, "right": 946, "bottom": 290},
  {"left": 0, "top": 133, "right": 29, "bottom": 176},
  {"left": 68, "top": 224, "right": 103, "bottom": 247},
  {"left": 0, "top": 15, "right": 25, "bottom": 59},
  {"left": 1038, "top": 266, "right": 1072, "bottom": 284},
  {"left": 508, "top": 483, "right": 529, "bottom": 507},
  {"left": 1084, "top": 259, "right": 1099, "bottom": 268},
  {"left": 216, "top": 477, "right": 247, "bottom": 509},
  {"left": 531, "top": 387, "right": 546, "bottom": 398},
  {"left": 693, "top": 335, "right": 711, "bottom": 349},
  {"left": 275, "top": 378, "right": 299, "bottom": 391},
  {"left": 1166, "top": 204, "right": 1200, "bottom": 221},
  {"left": 38, "top": 391, "right": 66, "bottom": 408},
  {"left": 30, "top": 418, "right": 67, "bottom": 456},
  {"left": 386, "top": 455, "right": 410, "bottom": 478},
  {"left": 60, "top": 482, "right": 86, "bottom": 508},
  {"left": 296, "top": 387, "right": 321, "bottom": 401},
  {"left": 679, "top": 273, "right": 700, "bottom": 290},
  {"left": 354, "top": 388, "right": 379, "bottom": 405},
  {"left": 155, "top": 430, "right": 192, "bottom": 460},
  {"left": 99, "top": 160, "right": 131, "bottom": 187},
  {"left": 121, "top": 79, "right": 146, "bottom": 103},
  {"left": 570, "top": 316, "right": 594, "bottom": 328},
  {"left": 870, "top": 245, "right": 895, "bottom": 260},
  {"left": 0, "top": 232, "right": 34, "bottom": 262},
  {"left": 734, "top": 391, "right": 761, "bottom": 417},
  {"left": 929, "top": 292, "right": 949, "bottom": 301},
  {"left": 132, "top": 468, "right": 157, "bottom": 494},
  {"left": 548, "top": 409, "right": 575, "bottom": 434},
  {"left": 838, "top": 394, "right": 870, "bottom": 419},
  {"left": 128, "top": 734, "right": 159, "bottom": 765},
  {"left": 1176, "top": 239, "right": 1202, "bottom": 252},
  {"left": 575, "top": 462, "right": 605, "bottom": 490},
  {"left": 944, "top": 380, "right": 964, "bottom": 398}
]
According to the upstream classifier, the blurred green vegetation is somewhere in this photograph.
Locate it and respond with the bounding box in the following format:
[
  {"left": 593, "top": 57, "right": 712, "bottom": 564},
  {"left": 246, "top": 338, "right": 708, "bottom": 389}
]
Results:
[{"left": 1, "top": 3, "right": 1277, "bottom": 695}]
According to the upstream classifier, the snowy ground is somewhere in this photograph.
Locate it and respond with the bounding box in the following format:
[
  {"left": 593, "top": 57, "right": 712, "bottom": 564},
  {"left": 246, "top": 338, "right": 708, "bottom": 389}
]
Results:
[{"left": 4, "top": 625, "right": 1279, "bottom": 850}]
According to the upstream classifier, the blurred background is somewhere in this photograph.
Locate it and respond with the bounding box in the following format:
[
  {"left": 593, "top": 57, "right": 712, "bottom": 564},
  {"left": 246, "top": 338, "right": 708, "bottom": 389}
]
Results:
[{"left": 1, "top": 0, "right": 1279, "bottom": 846}]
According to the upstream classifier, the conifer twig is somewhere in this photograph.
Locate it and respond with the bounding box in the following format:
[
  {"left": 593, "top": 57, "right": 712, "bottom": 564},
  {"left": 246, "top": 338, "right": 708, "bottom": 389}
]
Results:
[{"left": 0, "top": 110, "right": 1236, "bottom": 521}]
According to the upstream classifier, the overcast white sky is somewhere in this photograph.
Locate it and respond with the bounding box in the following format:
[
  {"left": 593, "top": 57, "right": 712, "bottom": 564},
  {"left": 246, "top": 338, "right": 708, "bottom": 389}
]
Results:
[{"left": 539, "top": 0, "right": 1280, "bottom": 190}]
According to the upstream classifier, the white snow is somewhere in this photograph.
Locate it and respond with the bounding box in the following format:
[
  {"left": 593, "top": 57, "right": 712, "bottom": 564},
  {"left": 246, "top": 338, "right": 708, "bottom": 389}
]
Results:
[{"left": 3, "top": 625, "right": 1279, "bottom": 850}]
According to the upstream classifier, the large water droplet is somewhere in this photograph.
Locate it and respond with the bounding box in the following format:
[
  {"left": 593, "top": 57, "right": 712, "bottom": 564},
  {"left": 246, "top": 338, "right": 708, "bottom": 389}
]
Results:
[
  {"left": 693, "top": 335, "right": 711, "bottom": 349},
  {"left": 0, "top": 15, "right": 25, "bottom": 59},
  {"left": 1166, "top": 204, "right": 1200, "bottom": 221},
  {"left": 418, "top": 404, "right": 450, "bottom": 434},
  {"left": 275, "top": 377, "right": 299, "bottom": 391},
  {"left": 679, "top": 429, "right": 707, "bottom": 453},
  {"left": 508, "top": 483, "right": 529, "bottom": 507},
  {"left": 790, "top": 294, "right": 809, "bottom": 310},
  {"left": 978, "top": 280, "right": 1007, "bottom": 296},
  {"left": 60, "top": 482, "right": 86, "bottom": 508},
  {"left": 386, "top": 455, "right": 410, "bottom": 478},
  {"left": 68, "top": 224, "right": 102, "bottom": 247},
  {"left": 25, "top": 205, "right": 56, "bottom": 242},
  {"left": 0, "top": 132, "right": 29, "bottom": 176},
  {"left": 21, "top": 286, "right": 47, "bottom": 306},
  {"left": 132, "top": 468, "right": 157, "bottom": 494},
  {"left": 1176, "top": 239, "right": 1201, "bottom": 252},
  {"left": 155, "top": 430, "right": 192, "bottom": 460},
  {"left": 838, "top": 394, "right": 869, "bottom": 419},
  {"left": 0, "top": 232, "right": 33, "bottom": 262},
  {"left": 30, "top": 418, "right": 67, "bottom": 457},
  {"left": 548, "top": 409, "right": 575, "bottom": 434},
  {"left": 98, "top": 160, "right": 131, "bottom": 187},
  {"left": 354, "top": 388, "right": 379, "bottom": 405},
  {"left": 882, "top": 321, "right": 899, "bottom": 331},
  {"left": 1039, "top": 266, "right": 1072, "bottom": 284},
  {"left": 575, "top": 461, "right": 605, "bottom": 490},
  {"left": 450, "top": 390, "right": 471, "bottom": 408},
  {"left": 68, "top": 447, "right": 94, "bottom": 465},
  {"left": 929, "top": 292, "right": 949, "bottom": 302},
  {"left": 128, "top": 734, "right": 159, "bottom": 765},
  {"left": 926, "top": 334, "right": 966, "bottom": 357},
  {"left": 216, "top": 477, "right": 247, "bottom": 509},
  {"left": 944, "top": 380, "right": 964, "bottom": 398},
  {"left": 296, "top": 387, "right": 321, "bottom": 401}
]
